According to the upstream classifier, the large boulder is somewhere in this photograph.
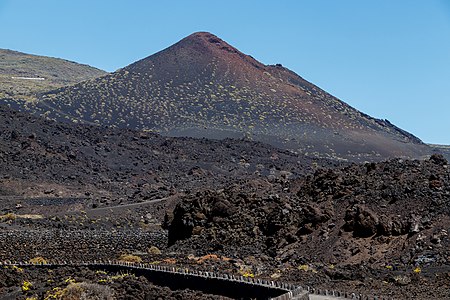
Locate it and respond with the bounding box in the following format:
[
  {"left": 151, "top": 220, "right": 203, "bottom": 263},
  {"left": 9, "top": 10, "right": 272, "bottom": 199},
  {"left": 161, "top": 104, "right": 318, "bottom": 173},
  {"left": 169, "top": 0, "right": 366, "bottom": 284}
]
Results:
[{"left": 345, "top": 205, "right": 379, "bottom": 238}]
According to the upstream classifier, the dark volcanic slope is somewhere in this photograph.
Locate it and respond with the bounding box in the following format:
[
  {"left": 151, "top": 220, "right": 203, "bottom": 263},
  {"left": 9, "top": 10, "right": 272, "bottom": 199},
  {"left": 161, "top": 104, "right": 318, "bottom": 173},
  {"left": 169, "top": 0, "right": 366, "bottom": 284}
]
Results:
[
  {"left": 17, "top": 32, "right": 429, "bottom": 162},
  {"left": 0, "top": 49, "right": 106, "bottom": 101},
  {"left": 429, "top": 144, "right": 450, "bottom": 161},
  {"left": 167, "top": 154, "right": 450, "bottom": 268},
  {"left": 0, "top": 104, "right": 332, "bottom": 215}
]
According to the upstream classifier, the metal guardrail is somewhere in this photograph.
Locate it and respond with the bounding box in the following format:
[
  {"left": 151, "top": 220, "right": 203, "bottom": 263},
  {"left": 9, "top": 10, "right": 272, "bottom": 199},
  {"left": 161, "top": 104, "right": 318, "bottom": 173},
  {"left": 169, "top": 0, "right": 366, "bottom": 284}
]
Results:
[{"left": 0, "top": 260, "right": 391, "bottom": 300}]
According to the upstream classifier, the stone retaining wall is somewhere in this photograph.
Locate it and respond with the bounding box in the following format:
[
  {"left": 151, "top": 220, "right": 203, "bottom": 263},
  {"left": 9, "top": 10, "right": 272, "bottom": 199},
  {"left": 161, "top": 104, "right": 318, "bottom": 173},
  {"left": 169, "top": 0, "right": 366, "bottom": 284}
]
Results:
[{"left": 0, "top": 230, "right": 167, "bottom": 260}]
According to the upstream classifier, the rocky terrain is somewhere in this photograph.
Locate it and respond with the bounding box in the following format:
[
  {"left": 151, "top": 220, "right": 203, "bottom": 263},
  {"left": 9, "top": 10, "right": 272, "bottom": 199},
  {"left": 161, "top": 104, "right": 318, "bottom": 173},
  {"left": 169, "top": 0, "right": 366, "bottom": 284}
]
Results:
[
  {"left": 167, "top": 154, "right": 450, "bottom": 267},
  {"left": 0, "top": 104, "right": 334, "bottom": 218},
  {"left": 1, "top": 151, "right": 449, "bottom": 299},
  {"left": 1, "top": 265, "right": 231, "bottom": 300},
  {"left": 0, "top": 48, "right": 106, "bottom": 102},
  {"left": 1, "top": 34, "right": 450, "bottom": 299},
  {"left": 5, "top": 32, "right": 432, "bottom": 161},
  {"left": 429, "top": 144, "right": 450, "bottom": 161},
  {"left": 0, "top": 101, "right": 448, "bottom": 298},
  {"left": 0, "top": 103, "right": 335, "bottom": 299},
  {"left": 164, "top": 154, "right": 450, "bottom": 299}
]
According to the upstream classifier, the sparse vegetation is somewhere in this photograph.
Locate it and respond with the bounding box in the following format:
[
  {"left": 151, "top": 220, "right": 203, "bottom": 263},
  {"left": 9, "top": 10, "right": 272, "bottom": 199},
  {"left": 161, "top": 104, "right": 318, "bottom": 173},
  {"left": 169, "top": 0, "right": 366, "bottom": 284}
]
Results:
[
  {"left": 118, "top": 254, "right": 142, "bottom": 263},
  {"left": 239, "top": 270, "right": 255, "bottom": 278},
  {"left": 29, "top": 256, "right": 48, "bottom": 264},
  {"left": 148, "top": 245, "right": 162, "bottom": 255},
  {"left": 3, "top": 33, "right": 424, "bottom": 162},
  {"left": 0, "top": 212, "right": 16, "bottom": 222},
  {"left": 12, "top": 265, "right": 24, "bottom": 273},
  {"left": 0, "top": 49, "right": 106, "bottom": 102},
  {"left": 22, "top": 280, "right": 32, "bottom": 292},
  {"left": 44, "top": 282, "right": 114, "bottom": 300}
]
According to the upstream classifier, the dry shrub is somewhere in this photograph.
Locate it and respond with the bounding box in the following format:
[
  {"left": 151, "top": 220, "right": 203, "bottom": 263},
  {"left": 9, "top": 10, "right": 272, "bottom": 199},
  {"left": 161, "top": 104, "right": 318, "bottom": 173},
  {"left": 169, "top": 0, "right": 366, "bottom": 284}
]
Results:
[
  {"left": 61, "top": 282, "right": 114, "bottom": 300},
  {"left": 118, "top": 254, "right": 142, "bottom": 263},
  {"left": 29, "top": 256, "right": 47, "bottom": 264},
  {"left": 147, "top": 246, "right": 162, "bottom": 255},
  {"left": 0, "top": 213, "right": 16, "bottom": 222}
]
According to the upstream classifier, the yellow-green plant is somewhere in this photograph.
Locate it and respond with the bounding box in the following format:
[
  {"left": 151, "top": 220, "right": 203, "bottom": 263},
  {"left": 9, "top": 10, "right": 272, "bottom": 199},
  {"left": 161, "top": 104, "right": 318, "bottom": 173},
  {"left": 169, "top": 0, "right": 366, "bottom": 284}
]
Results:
[
  {"left": 298, "top": 264, "right": 309, "bottom": 272},
  {"left": 29, "top": 256, "right": 47, "bottom": 264},
  {"left": 64, "top": 277, "right": 76, "bottom": 284},
  {"left": 12, "top": 265, "right": 24, "bottom": 272},
  {"left": 22, "top": 281, "right": 32, "bottom": 292},
  {"left": 0, "top": 213, "right": 16, "bottom": 222},
  {"left": 118, "top": 254, "right": 142, "bottom": 263},
  {"left": 108, "top": 272, "right": 134, "bottom": 281},
  {"left": 242, "top": 271, "right": 254, "bottom": 278}
]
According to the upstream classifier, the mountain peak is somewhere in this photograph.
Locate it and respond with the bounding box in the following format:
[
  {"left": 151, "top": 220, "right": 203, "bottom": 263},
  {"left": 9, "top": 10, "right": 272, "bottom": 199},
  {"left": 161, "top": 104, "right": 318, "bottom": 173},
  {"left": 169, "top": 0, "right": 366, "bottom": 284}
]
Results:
[
  {"left": 185, "top": 31, "right": 220, "bottom": 40},
  {"left": 30, "top": 33, "right": 428, "bottom": 161},
  {"left": 182, "top": 32, "right": 232, "bottom": 47},
  {"left": 124, "top": 31, "right": 264, "bottom": 81},
  {"left": 175, "top": 31, "right": 244, "bottom": 59}
]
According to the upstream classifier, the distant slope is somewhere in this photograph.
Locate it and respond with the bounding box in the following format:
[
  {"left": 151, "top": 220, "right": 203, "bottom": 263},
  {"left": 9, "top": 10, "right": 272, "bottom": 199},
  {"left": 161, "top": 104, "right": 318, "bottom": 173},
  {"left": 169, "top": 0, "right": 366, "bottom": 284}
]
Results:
[
  {"left": 0, "top": 49, "right": 106, "bottom": 101},
  {"left": 429, "top": 144, "right": 450, "bottom": 161},
  {"left": 0, "top": 103, "right": 332, "bottom": 211},
  {"left": 14, "top": 32, "right": 430, "bottom": 161}
]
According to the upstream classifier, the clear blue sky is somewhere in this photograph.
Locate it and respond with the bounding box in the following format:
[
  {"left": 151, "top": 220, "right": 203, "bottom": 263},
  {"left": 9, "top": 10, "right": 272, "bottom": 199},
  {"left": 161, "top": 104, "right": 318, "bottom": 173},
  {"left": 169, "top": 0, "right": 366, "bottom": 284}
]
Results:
[{"left": 1, "top": 0, "right": 449, "bottom": 144}]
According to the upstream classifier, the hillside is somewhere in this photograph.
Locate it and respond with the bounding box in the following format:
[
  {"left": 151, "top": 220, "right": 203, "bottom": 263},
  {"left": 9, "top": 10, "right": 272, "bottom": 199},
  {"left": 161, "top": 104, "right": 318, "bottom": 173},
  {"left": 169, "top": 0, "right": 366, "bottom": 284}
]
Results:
[
  {"left": 14, "top": 32, "right": 430, "bottom": 162},
  {"left": 0, "top": 104, "right": 449, "bottom": 299},
  {"left": 0, "top": 103, "right": 333, "bottom": 217},
  {"left": 163, "top": 154, "right": 450, "bottom": 299},
  {"left": 0, "top": 48, "right": 106, "bottom": 102},
  {"left": 1, "top": 102, "right": 448, "bottom": 298},
  {"left": 429, "top": 144, "right": 450, "bottom": 161},
  {"left": 167, "top": 154, "right": 450, "bottom": 267}
]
